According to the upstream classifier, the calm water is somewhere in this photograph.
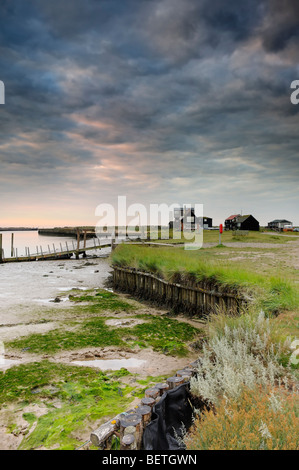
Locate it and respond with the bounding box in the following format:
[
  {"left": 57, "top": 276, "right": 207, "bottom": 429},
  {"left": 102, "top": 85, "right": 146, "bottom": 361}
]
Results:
[{"left": 0, "top": 230, "right": 81, "bottom": 258}]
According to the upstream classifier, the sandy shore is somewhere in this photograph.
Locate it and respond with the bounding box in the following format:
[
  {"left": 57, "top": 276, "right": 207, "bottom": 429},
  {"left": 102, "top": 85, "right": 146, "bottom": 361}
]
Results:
[{"left": 0, "top": 249, "right": 111, "bottom": 341}]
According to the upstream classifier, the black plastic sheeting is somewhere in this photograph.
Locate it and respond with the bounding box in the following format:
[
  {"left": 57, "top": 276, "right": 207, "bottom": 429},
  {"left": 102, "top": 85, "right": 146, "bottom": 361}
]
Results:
[{"left": 142, "top": 383, "right": 194, "bottom": 450}]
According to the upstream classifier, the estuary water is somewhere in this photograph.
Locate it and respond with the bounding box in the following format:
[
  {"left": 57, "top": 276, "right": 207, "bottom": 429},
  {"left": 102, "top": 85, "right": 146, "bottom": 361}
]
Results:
[
  {"left": 0, "top": 230, "right": 114, "bottom": 259},
  {"left": 0, "top": 230, "right": 79, "bottom": 258}
]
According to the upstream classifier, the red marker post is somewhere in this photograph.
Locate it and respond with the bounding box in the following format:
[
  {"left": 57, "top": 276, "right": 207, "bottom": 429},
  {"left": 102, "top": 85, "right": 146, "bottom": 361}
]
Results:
[{"left": 219, "top": 224, "right": 223, "bottom": 245}]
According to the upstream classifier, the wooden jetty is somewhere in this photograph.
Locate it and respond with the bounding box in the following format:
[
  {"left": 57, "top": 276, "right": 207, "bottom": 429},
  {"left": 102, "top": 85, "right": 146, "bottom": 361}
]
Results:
[{"left": 0, "top": 231, "right": 114, "bottom": 264}]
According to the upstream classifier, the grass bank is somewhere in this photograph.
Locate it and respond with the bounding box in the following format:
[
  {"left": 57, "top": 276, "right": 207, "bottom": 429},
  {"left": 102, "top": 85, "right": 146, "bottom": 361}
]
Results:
[{"left": 111, "top": 245, "right": 299, "bottom": 316}]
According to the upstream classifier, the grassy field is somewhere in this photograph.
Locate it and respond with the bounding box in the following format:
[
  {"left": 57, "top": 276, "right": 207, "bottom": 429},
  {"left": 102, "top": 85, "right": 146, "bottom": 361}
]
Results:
[{"left": 141, "top": 228, "right": 299, "bottom": 245}]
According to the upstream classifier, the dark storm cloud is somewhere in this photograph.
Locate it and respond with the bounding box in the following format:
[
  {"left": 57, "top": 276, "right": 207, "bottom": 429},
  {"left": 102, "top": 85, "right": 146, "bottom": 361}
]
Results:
[
  {"left": 261, "top": 0, "right": 299, "bottom": 52},
  {"left": 0, "top": 0, "right": 298, "bottom": 225}
]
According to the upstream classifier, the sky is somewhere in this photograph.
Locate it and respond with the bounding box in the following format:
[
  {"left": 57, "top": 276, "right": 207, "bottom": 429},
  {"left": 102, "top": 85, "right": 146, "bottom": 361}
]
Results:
[{"left": 0, "top": 0, "right": 298, "bottom": 228}]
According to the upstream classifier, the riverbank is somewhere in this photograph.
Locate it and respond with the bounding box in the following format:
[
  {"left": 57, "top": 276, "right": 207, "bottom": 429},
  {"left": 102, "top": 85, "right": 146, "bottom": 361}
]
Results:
[{"left": 0, "top": 248, "right": 204, "bottom": 450}]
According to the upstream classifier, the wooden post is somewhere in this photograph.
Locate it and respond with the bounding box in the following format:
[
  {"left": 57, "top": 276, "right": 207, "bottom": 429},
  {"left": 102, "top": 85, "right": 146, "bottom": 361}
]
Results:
[
  {"left": 144, "top": 388, "right": 160, "bottom": 400},
  {"left": 76, "top": 228, "right": 80, "bottom": 259},
  {"left": 0, "top": 234, "right": 2, "bottom": 263},
  {"left": 11, "top": 233, "right": 14, "bottom": 257},
  {"left": 141, "top": 397, "right": 156, "bottom": 409},
  {"left": 166, "top": 376, "right": 185, "bottom": 390},
  {"left": 83, "top": 230, "right": 87, "bottom": 249},
  {"left": 76, "top": 228, "right": 80, "bottom": 250},
  {"left": 119, "top": 414, "right": 142, "bottom": 449},
  {"left": 154, "top": 382, "right": 170, "bottom": 396},
  {"left": 136, "top": 405, "right": 152, "bottom": 427},
  {"left": 120, "top": 434, "right": 136, "bottom": 450}
]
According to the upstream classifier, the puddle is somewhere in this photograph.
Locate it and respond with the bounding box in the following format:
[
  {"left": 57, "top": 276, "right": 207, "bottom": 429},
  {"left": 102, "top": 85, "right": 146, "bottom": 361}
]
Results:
[{"left": 71, "top": 358, "right": 147, "bottom": 371}]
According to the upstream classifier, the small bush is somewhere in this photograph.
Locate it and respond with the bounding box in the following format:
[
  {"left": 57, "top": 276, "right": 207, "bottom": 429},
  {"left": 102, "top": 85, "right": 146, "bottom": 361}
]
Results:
[
  {"left": 185, "top": 386, "right": 299, "bottom": 450},
  {"left": 190, "top": 311, "right": 291, "bottom": 406}
]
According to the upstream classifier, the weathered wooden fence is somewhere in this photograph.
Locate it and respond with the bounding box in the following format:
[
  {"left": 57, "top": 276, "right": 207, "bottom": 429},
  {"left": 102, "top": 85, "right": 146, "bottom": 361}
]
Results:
[{"left": 112, "top": 266, "right": 246, "bottom": 316}]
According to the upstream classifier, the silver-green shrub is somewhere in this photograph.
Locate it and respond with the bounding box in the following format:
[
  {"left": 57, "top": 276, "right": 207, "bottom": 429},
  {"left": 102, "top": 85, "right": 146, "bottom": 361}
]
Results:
[{"left": 190, "top": 311, "right": 289, "bottom": 406}]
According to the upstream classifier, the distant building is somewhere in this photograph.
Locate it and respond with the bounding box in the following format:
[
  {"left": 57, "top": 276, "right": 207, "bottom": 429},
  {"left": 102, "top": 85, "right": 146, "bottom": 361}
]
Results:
[
  {"left": 169, "top": 207, "right": 212, "bottom": 231},
  {"left": 225, "top": 214, "right": 259, "bottom": 231},
  {"left": 203, "top": 217, "right": 213, "bottom": 229},
  {"left": 268, "top": 219, "right": 293, "bottom": 231},
  {"left": 224, "top": 214, "right": 241, "bottom": 231}
]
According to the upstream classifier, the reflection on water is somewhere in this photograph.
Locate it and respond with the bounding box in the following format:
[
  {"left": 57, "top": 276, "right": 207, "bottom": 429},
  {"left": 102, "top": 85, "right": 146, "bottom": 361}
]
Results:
[{"left": 0, "top": 230, "right": 93, "bottom": 258}]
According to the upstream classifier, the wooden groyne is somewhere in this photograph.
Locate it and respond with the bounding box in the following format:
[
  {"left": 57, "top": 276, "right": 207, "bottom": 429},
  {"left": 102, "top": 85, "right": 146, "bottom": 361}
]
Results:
[{"left": 113, "top": 266, "right": 247, "bottom": 316}]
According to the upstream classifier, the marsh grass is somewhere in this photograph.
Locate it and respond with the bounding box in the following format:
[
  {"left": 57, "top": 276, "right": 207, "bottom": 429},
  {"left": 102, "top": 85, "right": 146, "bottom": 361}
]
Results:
[
  {"left": 122, "top": 314, "right": 203, "bottom": 356},
  {"left": 112, "top": 245, "right": 299, "bottom": 315},
  {"left": 0, "top": 361, "right": 135, "bottom": 450},
  {"left": 67, "top": 288, "right": 135, "bottom": 314},
  {"left": 7, "top": 305, "right": 202, "bottom": 356}
]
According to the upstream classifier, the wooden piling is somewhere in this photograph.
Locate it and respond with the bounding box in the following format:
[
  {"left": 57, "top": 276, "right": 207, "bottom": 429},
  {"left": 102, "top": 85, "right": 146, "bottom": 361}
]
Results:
[
  {"left": 154, "top": 382, "right": 170, "bottom": 396},
  {"left": 119, "top": 413, "right": 142, "bottom": 449},
  {"left": 76, "top": 228, "right": 80, "bottom": 251},
  {"left": 141, "top": 397, "right": 155, "bottom": 409},
  {"left": 136, "top": 405, "right": 152, "bottom": 427},
  {"left": 0, "top": 234, "right": 2, "bottom": 263},
  {"left": 120, "top": 434, "right": 136, "bottom": 450},
  {"left": 11, "top": 233, "right": 14, "bottom": 257},
  {"left": 144, "top": 388, "right": 160, "bottom": 400},
  {"left": 166, "top": 376, "right": 185, "bottom": 389}
]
